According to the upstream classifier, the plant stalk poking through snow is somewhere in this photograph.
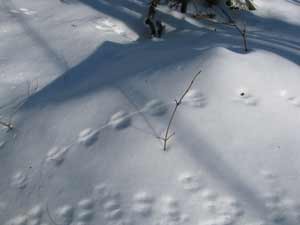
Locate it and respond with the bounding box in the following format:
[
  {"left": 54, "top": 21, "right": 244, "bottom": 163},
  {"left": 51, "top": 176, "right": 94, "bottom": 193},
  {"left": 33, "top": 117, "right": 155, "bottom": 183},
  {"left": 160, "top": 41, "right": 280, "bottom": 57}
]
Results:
[
  {"left": 218, "top": 7, "right": 248, "bottom": 52},
  {"left": 233, "top": 23, "right": 248, "bottom": 52},
  {"left": 162, "top": 70, "right": 201, "bottom": 151}
]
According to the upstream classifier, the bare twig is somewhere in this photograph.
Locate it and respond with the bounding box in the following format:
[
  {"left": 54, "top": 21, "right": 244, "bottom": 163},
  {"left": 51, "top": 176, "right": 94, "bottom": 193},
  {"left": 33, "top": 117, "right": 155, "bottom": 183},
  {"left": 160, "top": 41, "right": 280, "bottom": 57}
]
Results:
[
  {"left": 219, "top": 6, "right": 248, "bottom": 52},
  {"left": 212, "top": 5, "right": 249, "bottom": 52},
  {"left": 0, "top": 120, "right": 14, "bottom": 130},
  {"left": 233, "top": 23, "right": 248, "bottom": 52},
  {"left": 162, "top": 70, "right": 201, "bottom": 151}
]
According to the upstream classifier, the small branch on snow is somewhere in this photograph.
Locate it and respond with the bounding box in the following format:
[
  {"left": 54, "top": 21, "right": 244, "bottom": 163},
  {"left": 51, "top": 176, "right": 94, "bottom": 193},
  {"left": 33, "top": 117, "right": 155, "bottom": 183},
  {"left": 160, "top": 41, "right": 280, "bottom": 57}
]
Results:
[
  {"left": 232, "top": 23, "right": 248, "bottom": 52},
  {"left": 217, "top": 6, "right": 249, "bottom": 52},
  {"left": 0, "top": 120, "right": 14, "bottom": 130},
  {"left": 162, "top": 70, "right": 201, "bottom": 151}
]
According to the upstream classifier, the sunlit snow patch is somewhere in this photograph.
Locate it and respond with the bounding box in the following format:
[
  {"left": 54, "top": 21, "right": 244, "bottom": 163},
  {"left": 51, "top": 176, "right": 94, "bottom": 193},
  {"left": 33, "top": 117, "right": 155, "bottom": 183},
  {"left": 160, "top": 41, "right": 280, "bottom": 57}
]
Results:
[{"left": 94, "top": 17, "right": 139, "bottom": 41}]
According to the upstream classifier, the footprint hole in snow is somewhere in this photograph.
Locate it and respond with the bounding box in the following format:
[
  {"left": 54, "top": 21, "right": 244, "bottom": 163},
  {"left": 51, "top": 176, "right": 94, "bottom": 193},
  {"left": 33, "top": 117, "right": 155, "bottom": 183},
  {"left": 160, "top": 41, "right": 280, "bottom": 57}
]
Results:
[
  {"left": 55, "top": 205, "right": 74, "bottom": 221},
  {"left": 109, "top": 111, "right": 131, "bottom": 130},
  {"left": 5, "top": 215, "right": 28, "bottom": 225},
  {"left": 133, "top": 191, "right": 154, "bottom": 203},
  {"left": 19, "top": 8, "right": 29, "bottom": 12},
  {"left": 290, "top": 98, "right": 300, "bottom": 107},
  {"left": 161, "top": 196, "right": 178, "bottom": 207},
  {"left": 104, "top": 208, "right": 123, "bottom": 220},
  {"left": 11, "top": 171, "right": 27, "bottom": 189},
  {"left": 78, "top": 128, "right": 99, "bottom": 146},
  {"left": 78, "top": 198, "right": 94, "bottom": 209},
  {"left": 93, "top": 183, "right": 110, "bottom": 200},
  {"left": 76, "top": 210, "right": 94, "bottom": 222},
  {"left": 178, "top": 172, "right": 195, "bottom": 183},
  {"left": 132, "top": 204, "right": 152, "bottom": 217},
  {"left": 201, "top": 189, "right": 218, "bottom": 201},
  {"left": 9, "top": 10, "right": 20, "bottom": 14},
  {"left": 46, "top": 146, "right": 69, "bottom": 165},
  {"left": 103, "top": 200, "right": 120, "bottom": 211},
  {"left": 143, "top": 99, "right": 168, "bottom": 116}
]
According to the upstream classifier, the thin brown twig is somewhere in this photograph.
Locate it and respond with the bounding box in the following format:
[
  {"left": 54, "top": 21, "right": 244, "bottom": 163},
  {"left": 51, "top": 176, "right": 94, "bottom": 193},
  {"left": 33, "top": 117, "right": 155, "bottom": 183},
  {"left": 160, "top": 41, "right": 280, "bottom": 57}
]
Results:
[{"left": 162, "top": 70, "right": 201, "bottom": 151}]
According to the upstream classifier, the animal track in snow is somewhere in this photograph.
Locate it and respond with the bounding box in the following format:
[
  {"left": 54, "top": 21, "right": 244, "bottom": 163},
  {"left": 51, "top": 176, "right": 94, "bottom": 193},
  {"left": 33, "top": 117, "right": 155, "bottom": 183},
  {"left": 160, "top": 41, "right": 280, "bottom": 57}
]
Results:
[
  {"left": 93, "top": 183, "right": 111, "bottom": 202},
  {"left": 143, "top": 99, "right": 168, "bottom": 116},
  {"left": 156, "top": 196, "right": 189, "bottom": 225},
  {"left": 233, "top": 88, "right": 258, "bottom": 106},
  {"left": 5, "top": 215, "right": 28, "bottom": 225},
  {"left": 178, "top": 172, "right": 203, "bottom": 193},
  {"left": 132, "top": 191, "right": 154, "bottom": 217},
  {"left": 76, "top": 210, "right": 94, "bottom": 222},
  {"left": 78, "top": 198, "right": 94, "bottom": 209},
  {"left": 201, "top": 193, "right": 244, "bottom": 224},
  {"left": 27, "top": 204, "right": 43, "bottom": 225},
  {"left": 10, "top": 8, "right": 36, "bottom": 16},
  {"left": 160, "top": 196, "right": 182, "bottom": 221},
  {"left": 19, "top": 8, "right": 36, "bottom": 15},
  {"left": 200, "top": 189, "right": 219, "bottom": 201},
  {"left": 46, "top": 146, "right": 69, "bottom": 166},
  {"left": 109, "top": 111, "right": 131, "bottom": 130},
  {"left": 103, "top": 199, "right": 123, "bottom": 220},
  {"left": 93, "top": 183, "right": 121, "bottom": 203},
  {"left": 183, "top": 89, "right": 207, "bottom": 108},
  {"left": 94, "top": 184, "right": 123, "bottom": 221},
  {"left": 4, "top": 204, "right": 44, "bottom": 225},
  {"left": 259, "top": 170, "right": 300, "bottom": 224},
  {"left": 280, "top": 90, "right": 300, "bottom": 107},
  {"left": 55, "top": 205, "right": 74, "bottom": 225},
  {"left": 202, "top": 197, "right": 243, "bottom": 225},
  {"left": 78, "top": 128, "right": 99, "bottom": 146},
  {"left": 263, "top": 192, "right": 300, "bottom": 223},
  {"left": 11, "top": 171, "right": 27, "bottom": 189},
  {"left": 216, "top": 196, "right": 244, "bottom": 218},
  {"left": 289, "top": 98, "right": 300, "bottom": 107},
  {"left": 75, "top": 198, "right": 95, "bottom": 223}
]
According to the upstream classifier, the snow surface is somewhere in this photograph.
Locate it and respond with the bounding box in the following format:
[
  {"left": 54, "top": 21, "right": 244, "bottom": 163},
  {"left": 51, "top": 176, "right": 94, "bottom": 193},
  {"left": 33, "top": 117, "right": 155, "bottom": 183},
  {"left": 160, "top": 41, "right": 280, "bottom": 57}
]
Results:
[{"left": 0, "top": 0, "right": 300, "bottom": 225}]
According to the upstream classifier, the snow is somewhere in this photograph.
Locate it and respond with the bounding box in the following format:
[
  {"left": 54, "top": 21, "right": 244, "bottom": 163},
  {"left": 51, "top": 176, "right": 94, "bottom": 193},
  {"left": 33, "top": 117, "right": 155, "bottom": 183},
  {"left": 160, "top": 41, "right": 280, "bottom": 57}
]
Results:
[{"left": 1, "top": 0, "right": 300, "bottom": 225}]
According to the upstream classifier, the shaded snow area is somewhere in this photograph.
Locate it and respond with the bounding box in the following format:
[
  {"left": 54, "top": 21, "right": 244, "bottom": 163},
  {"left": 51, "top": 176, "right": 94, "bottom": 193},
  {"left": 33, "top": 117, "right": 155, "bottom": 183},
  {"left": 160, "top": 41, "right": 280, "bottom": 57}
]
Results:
[{"left": 0, "top": 0, "right": 300, "bottom": 225}]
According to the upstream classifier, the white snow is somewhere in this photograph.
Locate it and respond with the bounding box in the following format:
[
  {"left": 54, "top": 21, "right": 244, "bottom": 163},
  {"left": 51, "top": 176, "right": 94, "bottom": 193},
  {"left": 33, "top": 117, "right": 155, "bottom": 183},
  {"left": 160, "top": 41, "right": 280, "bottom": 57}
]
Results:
[{"left": 1, "top": 0, "right": 300, "bottom": 225}]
